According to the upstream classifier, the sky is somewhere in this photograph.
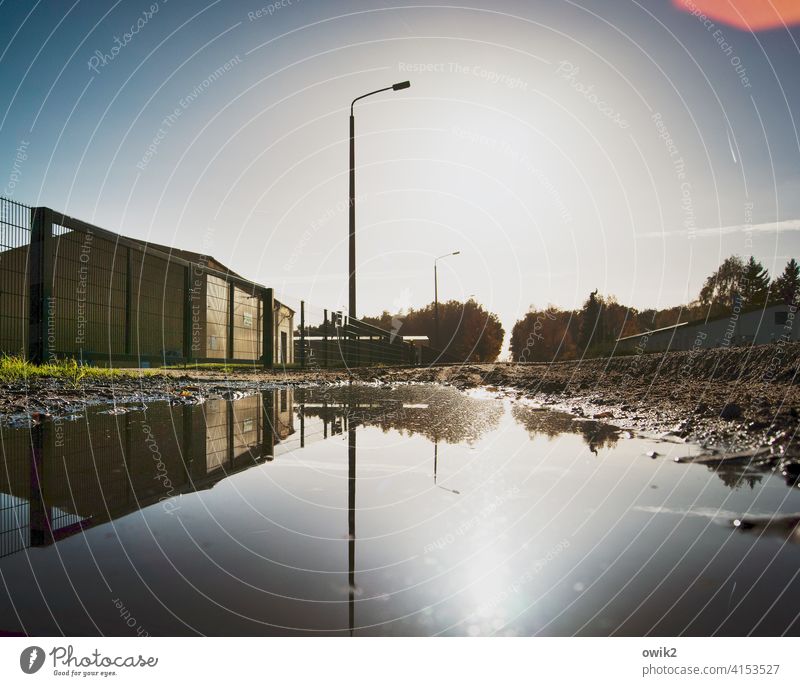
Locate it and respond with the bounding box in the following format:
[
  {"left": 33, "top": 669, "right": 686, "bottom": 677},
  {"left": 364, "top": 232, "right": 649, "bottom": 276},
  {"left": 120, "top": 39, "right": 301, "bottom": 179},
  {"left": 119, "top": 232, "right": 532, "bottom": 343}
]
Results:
[{"left": 1, "top": 0, "right": 799, "bottom": 355}]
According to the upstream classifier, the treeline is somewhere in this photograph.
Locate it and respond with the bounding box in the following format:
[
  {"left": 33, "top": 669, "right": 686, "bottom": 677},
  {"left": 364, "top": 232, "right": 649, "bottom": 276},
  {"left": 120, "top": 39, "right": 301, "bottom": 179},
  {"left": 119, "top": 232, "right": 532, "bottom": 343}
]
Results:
[
  {"left": 510, "top": 256, "right": 800, "bottom": 362},
  {"left": 362, "top": 299, "right": 504, "bottom": 362}
]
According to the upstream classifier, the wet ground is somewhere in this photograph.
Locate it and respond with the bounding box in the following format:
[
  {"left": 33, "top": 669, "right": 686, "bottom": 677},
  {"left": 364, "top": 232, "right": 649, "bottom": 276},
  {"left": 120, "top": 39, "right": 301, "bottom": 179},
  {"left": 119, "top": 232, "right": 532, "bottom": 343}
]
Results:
[{"left": 0, "top": 384, "right": 798, "bottom": 636}]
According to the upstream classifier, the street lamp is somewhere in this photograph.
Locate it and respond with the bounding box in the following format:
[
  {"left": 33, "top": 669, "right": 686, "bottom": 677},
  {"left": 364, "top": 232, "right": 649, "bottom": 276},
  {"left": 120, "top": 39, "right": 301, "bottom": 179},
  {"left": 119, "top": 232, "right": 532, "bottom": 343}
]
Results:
[
  {"left": 434, "top": 251, "right": 460, "bottom": 350},
  {"left": 349, "top": 80, "right": 411, "bottom": 319}
]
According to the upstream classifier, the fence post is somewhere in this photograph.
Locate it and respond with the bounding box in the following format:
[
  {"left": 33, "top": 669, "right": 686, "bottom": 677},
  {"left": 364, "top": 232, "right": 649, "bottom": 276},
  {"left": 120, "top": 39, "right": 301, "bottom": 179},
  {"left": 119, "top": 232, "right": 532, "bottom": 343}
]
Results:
[
  {"left": 227, "top": 281, "right": 235, "bottom": 362},
  {"left": 181, "top": 405, "right": 194, "bottom": 483},
  {"left": 126, "top": 247, "right": 133, "bottom": 358},
  {"left": 262, "top": 287, "right": 274, "bottom": 369},
  {"left": 29, "top": 422, "right": 53, "bottom": 546},
  {"left": 29, "top": 207, "right": 55, "bottom": 364},
  {"left": 354, "top": 321, "right": 360, "bottom": 367},
  {"left": 227, "top": 400, "right": 235, "bottom": 467},
  {"left": 300, "top": 300, "right": 306, "bottom": 368},
  {"left": 335, "top": 312, "right": 343, "bottom": 366},
  {"left": 182, "top": 264, "right": 192, "bottom": 363},
  {"left": 323, "top": 309, "right": 329, "bottom": 368},
  {"left": 261, "top": 389, "right": 275, "bottom": 459},
  {"left": 341, "top": 312, "right": 348, "bottom": 367}
]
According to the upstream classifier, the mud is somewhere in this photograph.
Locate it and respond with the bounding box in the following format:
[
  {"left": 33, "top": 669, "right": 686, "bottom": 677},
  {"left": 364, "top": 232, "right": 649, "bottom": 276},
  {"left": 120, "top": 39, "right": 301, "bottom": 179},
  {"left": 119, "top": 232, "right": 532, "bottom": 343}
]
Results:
[{"left": 2, "top": 342, "right": 799, "bottom": 482}]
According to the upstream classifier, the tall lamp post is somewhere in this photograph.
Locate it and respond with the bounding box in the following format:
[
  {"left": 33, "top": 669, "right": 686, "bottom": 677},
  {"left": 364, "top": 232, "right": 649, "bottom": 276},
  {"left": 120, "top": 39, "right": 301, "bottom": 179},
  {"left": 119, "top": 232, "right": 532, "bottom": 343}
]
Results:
[
  {"left": 434, "top": 251, "right": 460, "bottom": 350},
  {"left": 349, "top": 80, "right": 411, "bottom": 320}
]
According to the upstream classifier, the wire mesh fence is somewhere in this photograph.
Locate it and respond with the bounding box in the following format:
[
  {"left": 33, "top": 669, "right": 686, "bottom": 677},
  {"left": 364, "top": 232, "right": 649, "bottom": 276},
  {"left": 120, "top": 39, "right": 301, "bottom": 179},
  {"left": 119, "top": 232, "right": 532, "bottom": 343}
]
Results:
[
  {"left": 1, "top": 197, "right": 457, "bottom": 369},
  {"left": 0, "top": 197, "right": 31, "bottom": 356}
]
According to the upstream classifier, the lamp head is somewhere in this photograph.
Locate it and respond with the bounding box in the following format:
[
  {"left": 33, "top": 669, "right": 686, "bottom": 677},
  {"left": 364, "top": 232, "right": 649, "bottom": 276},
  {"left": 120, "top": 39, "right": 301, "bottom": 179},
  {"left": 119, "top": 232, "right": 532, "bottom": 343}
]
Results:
[{"left": 392, "top": 81, "right": 411, "bottom": 91}]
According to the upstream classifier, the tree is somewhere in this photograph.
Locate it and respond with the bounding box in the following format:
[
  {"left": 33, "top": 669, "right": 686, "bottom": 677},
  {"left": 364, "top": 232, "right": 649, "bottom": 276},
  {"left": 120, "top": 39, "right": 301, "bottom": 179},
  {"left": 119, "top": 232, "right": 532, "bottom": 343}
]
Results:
[
  {"left": 697, "top": 256, "right": 746, "bottom": 315},
  {"left": 364, "top": 299, "right": 505, "bottom": 362},
  {"left": 510, "top": 306, "right": 577, "bottom": 362},
  {"left": 603, "top": 296, "right": 639, "bottom": 340},
  {"left": 741, "top": 256, "right": 770, "bottom": 305},
  {"left": 577, "top": 290, "right": 603, "bottom": 352},
  {"left": 772, "top": 258, "right": 800, "bottom": 305}
]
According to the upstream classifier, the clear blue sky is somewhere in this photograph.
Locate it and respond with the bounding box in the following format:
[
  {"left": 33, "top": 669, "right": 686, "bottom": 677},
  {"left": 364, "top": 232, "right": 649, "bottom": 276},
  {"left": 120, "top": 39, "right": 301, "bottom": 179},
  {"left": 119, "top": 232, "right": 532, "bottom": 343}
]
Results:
[{"left": 2, "top": 0, "right": 799, "bottom": 352}]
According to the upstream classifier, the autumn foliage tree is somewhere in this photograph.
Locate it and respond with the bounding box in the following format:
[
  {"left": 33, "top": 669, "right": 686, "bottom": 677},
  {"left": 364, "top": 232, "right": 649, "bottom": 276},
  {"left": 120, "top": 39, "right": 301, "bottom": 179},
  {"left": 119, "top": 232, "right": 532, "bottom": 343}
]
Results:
[
  {"left": 697, "top": 255, "right": 746, "bottom": 316},
  {"left": 510, "top": 294, "right": 639, "bottom": 361},
  {"left": 509, "top": 307, "right": 578, "bottom": 362},
  {"left": 510, "top": 254, "right": 798, "bottom": 361},
  {"left": 363, "top": 299, "right": 504, "bottom": 362}
]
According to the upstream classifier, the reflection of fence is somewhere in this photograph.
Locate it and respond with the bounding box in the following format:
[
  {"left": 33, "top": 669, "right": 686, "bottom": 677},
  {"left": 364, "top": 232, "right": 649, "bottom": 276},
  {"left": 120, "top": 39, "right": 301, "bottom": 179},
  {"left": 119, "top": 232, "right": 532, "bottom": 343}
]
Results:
[{"left": 0, "top": 390, "right": 288, "bottom": 557}]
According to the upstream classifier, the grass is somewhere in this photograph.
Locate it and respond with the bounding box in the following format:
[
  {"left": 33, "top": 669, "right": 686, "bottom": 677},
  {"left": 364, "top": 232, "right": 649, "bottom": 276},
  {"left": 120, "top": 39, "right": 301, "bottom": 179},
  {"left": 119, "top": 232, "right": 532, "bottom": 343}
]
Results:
[{"left": 0, "top": 355, "right": 157, "bottom": 387}]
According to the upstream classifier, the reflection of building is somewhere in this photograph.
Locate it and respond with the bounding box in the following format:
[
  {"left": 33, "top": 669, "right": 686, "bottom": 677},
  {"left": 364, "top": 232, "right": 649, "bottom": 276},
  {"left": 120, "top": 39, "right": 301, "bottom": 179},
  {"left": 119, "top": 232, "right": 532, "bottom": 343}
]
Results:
[
  {"left": 274, "top": 388, "right": 295, "bottom": 443},
  {"left": 0, "top": 390, "right": 294, "bottom": 559},
  {"left": 616, "top": 303, "right": 800, "bottom": 354},
  {"left": 297, "top": 386, "right": 503, "bottom": 445}
]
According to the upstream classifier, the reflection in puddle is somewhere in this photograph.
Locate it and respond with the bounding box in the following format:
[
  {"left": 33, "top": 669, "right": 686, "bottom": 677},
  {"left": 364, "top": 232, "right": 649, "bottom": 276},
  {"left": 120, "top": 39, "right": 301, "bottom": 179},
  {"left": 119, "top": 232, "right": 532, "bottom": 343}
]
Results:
[
  {"left": 512, "top": 404, "right": 621, "bottom": 454},
  {"left": 733, "top": 515, "right": 800, "bottom": 543},
  {"left": 1, "top": 385, "right": 799, "bottom": 636}
]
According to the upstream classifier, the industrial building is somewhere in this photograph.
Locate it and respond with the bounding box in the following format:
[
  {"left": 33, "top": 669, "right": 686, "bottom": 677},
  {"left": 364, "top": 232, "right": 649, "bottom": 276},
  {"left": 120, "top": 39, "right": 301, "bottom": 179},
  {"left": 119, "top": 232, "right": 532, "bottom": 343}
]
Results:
[
  {"left": 0, "top": 198, "right": 293, "bottom": 366},
  {"left": 616, "top": 302, "right": 799, "bottom": 354}
]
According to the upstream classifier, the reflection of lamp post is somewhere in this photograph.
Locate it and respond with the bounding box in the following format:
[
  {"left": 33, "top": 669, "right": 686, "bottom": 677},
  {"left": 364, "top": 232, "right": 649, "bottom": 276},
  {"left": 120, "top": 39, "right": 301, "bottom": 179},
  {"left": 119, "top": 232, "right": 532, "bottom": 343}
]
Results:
[
  {"left": 433, "top": 441, "right": 460, "bottom": 495},
  {"left": 434, "top": 251, "right": 460, "bottom": 350},
  {"left": 348, "top": 424, "right": 356, "bottom": 636},
  {"left": 349, "top": 81, "right": 411, "bottom": 319}
]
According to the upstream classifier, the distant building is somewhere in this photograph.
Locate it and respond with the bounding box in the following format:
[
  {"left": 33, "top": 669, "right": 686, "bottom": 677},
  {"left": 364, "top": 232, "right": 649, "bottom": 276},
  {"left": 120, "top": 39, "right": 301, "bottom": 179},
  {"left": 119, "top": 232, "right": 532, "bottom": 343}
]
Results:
[{"left": 616, "top": 302, "right": 799, "bottom": 354}]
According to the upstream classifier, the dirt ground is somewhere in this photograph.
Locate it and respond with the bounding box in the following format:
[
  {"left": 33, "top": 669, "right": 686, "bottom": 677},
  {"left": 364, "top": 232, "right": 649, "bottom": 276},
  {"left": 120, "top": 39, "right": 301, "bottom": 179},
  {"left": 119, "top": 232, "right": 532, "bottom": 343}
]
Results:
[{"left": 3, "top": 342, "right": 800, "bottom": 473}]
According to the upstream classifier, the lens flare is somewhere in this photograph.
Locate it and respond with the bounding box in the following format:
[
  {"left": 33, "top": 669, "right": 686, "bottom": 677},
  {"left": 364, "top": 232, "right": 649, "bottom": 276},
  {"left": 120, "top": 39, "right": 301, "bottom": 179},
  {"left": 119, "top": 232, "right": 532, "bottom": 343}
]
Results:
[{"left": 673, "top": 0, "right": 800, "bottom": 31}]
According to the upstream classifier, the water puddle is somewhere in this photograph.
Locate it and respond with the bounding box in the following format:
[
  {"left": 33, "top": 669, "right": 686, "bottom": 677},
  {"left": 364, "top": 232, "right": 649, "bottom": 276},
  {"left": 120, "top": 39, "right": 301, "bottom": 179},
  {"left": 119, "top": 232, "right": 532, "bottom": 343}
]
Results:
[{"left": 1, "top": 384, "right": 798, "bottom": 636}]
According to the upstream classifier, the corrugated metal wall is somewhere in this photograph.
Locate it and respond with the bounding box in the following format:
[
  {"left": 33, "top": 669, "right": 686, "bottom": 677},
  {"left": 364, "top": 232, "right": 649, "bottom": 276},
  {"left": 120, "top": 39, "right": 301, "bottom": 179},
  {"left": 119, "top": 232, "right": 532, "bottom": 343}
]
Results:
[
  {"left": 130, "top": 247, "right": 184, "bottom": 359},
  {"left": 233, "top": 285, "right": 261, "bottom": 360},
  {"left": 51, "top": 228, "right": 126, "bottom": 356},
  {"left": 205, "top": 274, "right": 229, "bottom": 359}
]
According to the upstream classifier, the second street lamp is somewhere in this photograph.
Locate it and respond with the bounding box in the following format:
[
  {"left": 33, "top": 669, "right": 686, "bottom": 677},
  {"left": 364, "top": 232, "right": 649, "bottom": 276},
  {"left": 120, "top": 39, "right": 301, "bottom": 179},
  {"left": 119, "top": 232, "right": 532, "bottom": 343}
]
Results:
[
  {"left": 434, "top": 251, "right": 460, "bottom": 351},
  {"left": 349, "top": 80, "right": 410, "bottom": 320}
]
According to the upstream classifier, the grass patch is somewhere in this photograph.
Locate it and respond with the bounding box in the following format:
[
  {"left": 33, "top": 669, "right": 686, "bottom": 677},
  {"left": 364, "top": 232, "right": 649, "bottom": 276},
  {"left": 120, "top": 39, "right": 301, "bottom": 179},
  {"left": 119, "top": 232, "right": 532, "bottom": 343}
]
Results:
[{"left": 0, "top": 355, "right": 157, "bottom": 387}]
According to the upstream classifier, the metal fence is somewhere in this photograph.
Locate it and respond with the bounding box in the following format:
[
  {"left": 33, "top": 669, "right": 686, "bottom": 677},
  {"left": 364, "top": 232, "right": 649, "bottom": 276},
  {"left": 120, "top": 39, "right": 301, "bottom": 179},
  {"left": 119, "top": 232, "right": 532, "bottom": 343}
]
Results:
[
  {"left": 0, "top": 197, "right": 30, "bottom": 356},
  {"left": 0, "top": 197, "right": 455, "bottom": 368}
]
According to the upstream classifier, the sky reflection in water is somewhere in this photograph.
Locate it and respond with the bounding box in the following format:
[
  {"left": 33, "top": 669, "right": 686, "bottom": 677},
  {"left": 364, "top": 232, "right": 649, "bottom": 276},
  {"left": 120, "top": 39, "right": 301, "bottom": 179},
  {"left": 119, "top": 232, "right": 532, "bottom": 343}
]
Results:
[{"left": 0, "top": 384, "right": 799, "bottom": 636}]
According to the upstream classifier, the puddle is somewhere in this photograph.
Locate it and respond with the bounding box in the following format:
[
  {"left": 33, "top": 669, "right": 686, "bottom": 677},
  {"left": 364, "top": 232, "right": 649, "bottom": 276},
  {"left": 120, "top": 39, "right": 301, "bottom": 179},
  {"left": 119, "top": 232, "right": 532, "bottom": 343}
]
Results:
[{"left": 0, "top": 384, "right": 799, "bottom": 636}]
